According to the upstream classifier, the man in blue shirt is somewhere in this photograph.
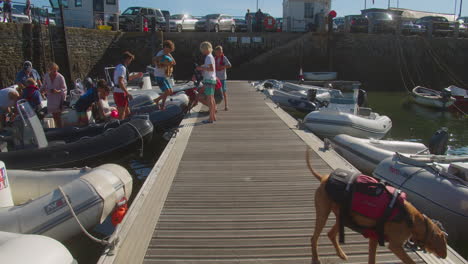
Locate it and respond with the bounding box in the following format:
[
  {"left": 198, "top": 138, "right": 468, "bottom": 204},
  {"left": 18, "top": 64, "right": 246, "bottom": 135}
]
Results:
[{"left": 15, "top": 61, "right": 42, "bottom": 89}]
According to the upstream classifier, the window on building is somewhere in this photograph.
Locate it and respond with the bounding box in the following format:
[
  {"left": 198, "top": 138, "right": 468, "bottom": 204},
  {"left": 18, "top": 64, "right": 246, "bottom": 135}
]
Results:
[
  {"left": 106, "top": 0, "right": 116, "bottom": 5},
  {"left": 75, "top": 0, "right": 82, "bottom": 7},
  {"left": 304, "top": 3, "right": 314, "bottom": 19}
]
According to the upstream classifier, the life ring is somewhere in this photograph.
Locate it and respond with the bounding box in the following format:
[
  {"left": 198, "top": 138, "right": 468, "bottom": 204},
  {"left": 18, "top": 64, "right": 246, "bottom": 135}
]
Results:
[{"left": 263, "top": 16, "right": 276, "bottom": 31}]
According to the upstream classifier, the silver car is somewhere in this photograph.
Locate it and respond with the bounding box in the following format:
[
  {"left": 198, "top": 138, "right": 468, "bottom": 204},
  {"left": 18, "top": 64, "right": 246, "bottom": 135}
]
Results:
[
  {"left": 170, "top": 14, "right": 198, "bottom": 32},
  {"left": 195, "top": 14, "right": 236, "bottom": 32}
]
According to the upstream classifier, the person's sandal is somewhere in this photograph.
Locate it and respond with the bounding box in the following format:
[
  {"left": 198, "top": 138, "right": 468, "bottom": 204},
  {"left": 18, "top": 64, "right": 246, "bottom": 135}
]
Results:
[{"left": 202, "top": 120, "right": 214, "bottom": 124}]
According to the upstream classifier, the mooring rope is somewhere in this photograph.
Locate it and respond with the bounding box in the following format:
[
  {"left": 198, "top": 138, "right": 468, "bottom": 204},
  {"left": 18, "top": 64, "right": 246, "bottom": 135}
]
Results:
[{"left": 58, "top": 186, "right": 112, "bottom": 246}]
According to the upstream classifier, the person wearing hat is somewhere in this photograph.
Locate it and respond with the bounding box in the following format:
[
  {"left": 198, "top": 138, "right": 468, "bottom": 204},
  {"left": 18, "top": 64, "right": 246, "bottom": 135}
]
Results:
[{"left": 15, "top": 61, "right": 42, "bottom": 89}]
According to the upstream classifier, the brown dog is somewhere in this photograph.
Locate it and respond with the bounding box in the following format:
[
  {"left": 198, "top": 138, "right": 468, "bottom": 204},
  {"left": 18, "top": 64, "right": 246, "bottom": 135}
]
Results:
[{"left": 306, "top": 149, "right": 447, "bottom": 264}]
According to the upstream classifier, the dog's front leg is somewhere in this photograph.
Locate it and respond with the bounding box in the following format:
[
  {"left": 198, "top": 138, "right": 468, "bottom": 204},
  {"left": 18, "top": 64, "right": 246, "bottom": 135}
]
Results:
[
  {"left": 368, "top": 238, "right": 377, "bottom": 264},
  {"left": 388, "top": 243, "right": 416, "bottom": 264}
]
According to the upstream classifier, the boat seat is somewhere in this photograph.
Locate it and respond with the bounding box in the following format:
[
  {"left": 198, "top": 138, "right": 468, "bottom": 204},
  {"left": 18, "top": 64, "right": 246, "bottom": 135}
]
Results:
[{"left": 358, "top": 107, "right": 372, "bottom": 117}]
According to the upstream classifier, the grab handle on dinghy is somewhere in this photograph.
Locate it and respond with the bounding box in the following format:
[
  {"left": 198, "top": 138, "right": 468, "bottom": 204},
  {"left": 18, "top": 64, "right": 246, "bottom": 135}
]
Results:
[
  {"left": 126, "top": 122, "right": 145, "bottom": 158},
  {"left": 58, "top": 186, "right": 113, "bottom": 247}
]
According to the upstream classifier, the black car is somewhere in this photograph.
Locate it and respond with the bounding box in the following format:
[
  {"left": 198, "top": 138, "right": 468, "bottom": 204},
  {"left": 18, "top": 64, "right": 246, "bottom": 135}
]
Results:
[
  {"left": 234, "top": 18, "right": 247, "bottom": 32},
  {"left": 119, "top": 7, "right": 166, "bottom": 32},
  {"left": 365, "top": 12, "right": 396, "bottom": 33},
  {"left": 345, "top": 15, "right": 368, "bottom": 33},
  {"left": 414, "top": 16, "right": 451, "bottom": 36}
]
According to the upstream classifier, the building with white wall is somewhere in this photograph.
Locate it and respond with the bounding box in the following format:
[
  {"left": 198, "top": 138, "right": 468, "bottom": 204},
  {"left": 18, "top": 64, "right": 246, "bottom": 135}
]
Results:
[
  {"left": 50, "top": 0, "right": 119, "bottom": 28},
  {"left": 283, "top": 0, "right": 331, "bottom": 32}
]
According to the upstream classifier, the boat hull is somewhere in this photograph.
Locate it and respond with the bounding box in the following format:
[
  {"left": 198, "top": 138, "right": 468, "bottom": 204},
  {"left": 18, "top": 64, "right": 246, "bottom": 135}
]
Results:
[
  {"left": 304, "top": 112, "right": 392, "bottom": 139},
  {"left": 0, "top": 164, "right": 132, "bottom": 242},
  {"left": 411, "top": 86, "right": 455, "bottom": 109},
  {"left": 373, "top": 156, "right": 468, "bottom": 240}
]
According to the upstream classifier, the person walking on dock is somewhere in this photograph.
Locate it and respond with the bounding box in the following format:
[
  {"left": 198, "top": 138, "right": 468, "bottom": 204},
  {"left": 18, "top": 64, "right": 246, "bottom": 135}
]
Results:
[
  {"left": 113, "top": 51, "right": 143, "bottom": 120},
  {"left": 152, "top": 40, "right": 176, "bottom": 110},
  {"left": 42, "top": 62, "right": 67, "bottom": 128},
  {"left": 196, "top": 41, "right": 217, "bottom": 123},
  {"left": 245, "top": 9, "right": 253, "bottom": 32},
  {"left": 2, "top": 0, "right": 12, "bottom": 23},
  {"left": 214, "top": 46, "right": 231, "bottom": 111},
  {"left": 255, "top": 9, "right": 264, "bottom": 32}
]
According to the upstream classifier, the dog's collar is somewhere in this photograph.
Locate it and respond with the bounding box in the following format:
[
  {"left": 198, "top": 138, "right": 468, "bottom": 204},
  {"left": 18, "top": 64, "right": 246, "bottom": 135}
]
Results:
[{"left": 414, "top": 214, "right": 432, "bottom": 250}]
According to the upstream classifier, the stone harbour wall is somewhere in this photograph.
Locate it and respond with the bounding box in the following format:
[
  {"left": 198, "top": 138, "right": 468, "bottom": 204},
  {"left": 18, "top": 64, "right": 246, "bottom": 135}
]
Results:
[{"left": 1, "top": 23, "right": 468, "bottom": 91}]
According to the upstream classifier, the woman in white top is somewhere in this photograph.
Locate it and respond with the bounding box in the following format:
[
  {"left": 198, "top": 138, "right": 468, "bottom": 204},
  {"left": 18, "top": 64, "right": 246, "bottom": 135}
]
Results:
[{"left": 196, "top": 41, "right": 217, "bottom": 123}]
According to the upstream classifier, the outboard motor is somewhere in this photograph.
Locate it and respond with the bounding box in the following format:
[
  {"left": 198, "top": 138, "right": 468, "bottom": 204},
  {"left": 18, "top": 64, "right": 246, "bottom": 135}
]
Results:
[
  {"left": 358, "top": 89, "right": 368, "bottom": 107},
  {"left": 440, "top": 89, "right": 452, "bottom": 108},
  {"left": 428, "top": 128, "right": 449, "bottom": 155},
  {"left": 193, "top": 63, "right": 204, "bottom": 87},
  {"left": 307, "top": 89, "right": 317, "bottom": 102},
  {"left": 263, "top": 82, "right": 273, "bottom": 89},
  {"left": 11, "top": 100, "right": 48, "bottom": 150}
]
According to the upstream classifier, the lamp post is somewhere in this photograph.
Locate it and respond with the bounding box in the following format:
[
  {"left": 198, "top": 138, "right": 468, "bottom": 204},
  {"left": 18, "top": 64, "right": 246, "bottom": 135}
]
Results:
[
  {"left": 364, "top": 0, "right": 367, "bottom": 9},
  {"left": 459, "top": 0, "right": 463, "bottom": 18},
  {"left": 256, "top": 0, "right": 258, "bottom": 10}
]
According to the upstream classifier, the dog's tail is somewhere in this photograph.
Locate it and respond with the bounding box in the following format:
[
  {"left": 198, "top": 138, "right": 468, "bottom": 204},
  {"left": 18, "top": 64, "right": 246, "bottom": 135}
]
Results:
[{"left": 306, "top": 148, "right": 325, "bottom": 181}]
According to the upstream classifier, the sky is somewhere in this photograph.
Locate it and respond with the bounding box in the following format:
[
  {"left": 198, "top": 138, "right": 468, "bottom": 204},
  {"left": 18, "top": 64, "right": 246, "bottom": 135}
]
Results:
[{"left": 33, "top": 0, "right": 465, "bottom": 18}]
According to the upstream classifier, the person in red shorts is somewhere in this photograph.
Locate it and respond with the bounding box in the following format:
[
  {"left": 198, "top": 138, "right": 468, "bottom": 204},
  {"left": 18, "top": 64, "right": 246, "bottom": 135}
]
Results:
[{"left": 113, "top": 51, "right": 143, "bottom": 119}]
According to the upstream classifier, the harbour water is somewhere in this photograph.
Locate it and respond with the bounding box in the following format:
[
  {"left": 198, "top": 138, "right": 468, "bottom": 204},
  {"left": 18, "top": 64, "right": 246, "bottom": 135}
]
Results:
[{"left": 367, "top": 91, "right": 468, "bottom": 155}]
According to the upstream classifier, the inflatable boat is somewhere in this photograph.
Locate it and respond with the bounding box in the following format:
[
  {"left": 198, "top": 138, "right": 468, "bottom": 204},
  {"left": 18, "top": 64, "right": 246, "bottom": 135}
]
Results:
[
  {"left": 303, "top": 92, "right": 392, "bottom": 139},
  {"left": 411, "top": 86, "right": 455, "bottom": 109},
  {"left": 0, "top": 101, "right": 153, "bottom": 169},
  {"left": 331, "top": 132, "right": 468, "bottom": 174},
  {"left": 264, "top": 89, "right": 317, "bottom": 113},
  {"left": 0, "top": 232, "right": 75, "bottom": 264},
  {"left": 373, "top": 155, "right": 468, "bottom": 240},
  {"left": 0, "top": 162, "right": 133, "bottom": 242}
]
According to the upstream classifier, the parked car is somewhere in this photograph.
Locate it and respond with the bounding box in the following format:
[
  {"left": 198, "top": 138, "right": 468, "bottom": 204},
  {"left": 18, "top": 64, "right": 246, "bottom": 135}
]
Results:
[
  {"left": 345, "top": 15, "right": 368, "bottom": 33},
  {"left": 401, "top": 20, "right": 426, "bottom": 35},
  {"left": 12, "top": 5, "right": 56, "bottom": 25},
  {"left": 170, "top": 14, "right": 198, "bottom": 32},
  {"left": 119, "top": 7, "right": 165, "bottom": 32},
  {"left": 414, "top": 16, "right": 451, "bottom": 36},
  {"left": 195, "top": 14, "right": 235, "bottom": 32},
  {"left": 234, "top": 17, "right": 247, "bottom": 32},
  {"left": 334, "top": 17, "right": 345, "bottom": 32},
  {"left": 365, "top": 12, "right": 396, "bottom": 33},
  {"left": 0, "top": 6, "right": 31, "bottom": 23},
  {"left": 451, "top": 18, "right": 468, "bottom": 37}
]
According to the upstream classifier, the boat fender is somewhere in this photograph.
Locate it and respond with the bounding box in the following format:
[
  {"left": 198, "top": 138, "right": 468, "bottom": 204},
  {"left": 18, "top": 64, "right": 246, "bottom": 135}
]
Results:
[
  {"left": 428, "top": 128, "right": 449, "bottom": 155},
  {"left": 111, "top": 197, "right": 128, "bottom": 226}
]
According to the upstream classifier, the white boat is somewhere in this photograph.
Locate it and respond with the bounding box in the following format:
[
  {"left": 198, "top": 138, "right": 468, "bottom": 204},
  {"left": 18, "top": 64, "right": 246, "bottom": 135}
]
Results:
[
  {"left": 373, "top": 155, "right": 468, "bottom": 240},
  {"left": 303, "top": 72, "right": 337, "bottom": 81},
  {"left": 0, "top": 231, "right": 76, "bottom": 264},
  {"left": 0, "top": 162, "right": 133, "bottom": 242},
  {"left": 411, "top": 86, "right": 455, "bottom": 109},
  {"left": 332, "top": 134, "right": 429, "bottom": 174},
  {"left": 331, "top": 134, "right": 468, "bottom": 175},
  {"left": 303, "top": 90, "right": 392, "bottom": 139}
]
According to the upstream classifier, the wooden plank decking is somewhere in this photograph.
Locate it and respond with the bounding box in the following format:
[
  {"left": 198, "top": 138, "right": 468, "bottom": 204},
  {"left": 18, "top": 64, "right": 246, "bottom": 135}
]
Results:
[
  {"left": 99, "top": 81, "right": 465, "bottom": 264},
  {"left": 143, "top": 81, "right": 422, "bottom": 264}
]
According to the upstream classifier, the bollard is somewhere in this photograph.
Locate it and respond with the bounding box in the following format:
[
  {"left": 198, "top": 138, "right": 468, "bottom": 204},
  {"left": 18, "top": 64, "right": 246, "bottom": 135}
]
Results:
[
  {"left": 427, "top": 21, "right": 433, "bottom": 39},
  {"left": 454, "top": 22, "right": 460, "bottom": 38},
  {"left": 368, "top": 17, "right": 374, "bottom": 34},
  {"left": 165, "top": 14, "right": 170, "bottom": 33},
  {"left": 114, "top": 13, "right": 119, "bottom": 31},
  {"left": 395, "top": 16, "right": 402, "bottom": 36},
  {"left": 344, "top": 18, "right": 350, "bottom": 33}
]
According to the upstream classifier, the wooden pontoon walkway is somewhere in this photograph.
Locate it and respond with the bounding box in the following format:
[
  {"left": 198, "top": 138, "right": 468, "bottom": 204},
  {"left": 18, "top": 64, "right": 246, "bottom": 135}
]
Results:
[{"left": 99, "top": 81, "right": 466, "bottom": 264}]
